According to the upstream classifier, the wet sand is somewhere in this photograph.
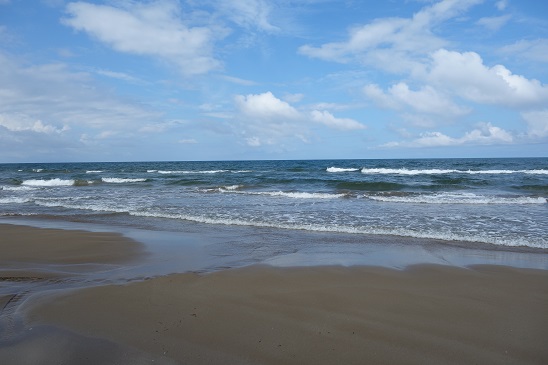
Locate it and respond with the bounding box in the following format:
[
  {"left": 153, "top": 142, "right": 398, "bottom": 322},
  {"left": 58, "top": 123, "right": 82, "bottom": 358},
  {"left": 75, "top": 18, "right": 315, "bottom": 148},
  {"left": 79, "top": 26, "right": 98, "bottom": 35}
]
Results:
[
  {"left": 0, "top": 223, "right": 145, "bottom": 268},
  {"left": 1, "top": 224, "right": 548, "bottom": 364}
]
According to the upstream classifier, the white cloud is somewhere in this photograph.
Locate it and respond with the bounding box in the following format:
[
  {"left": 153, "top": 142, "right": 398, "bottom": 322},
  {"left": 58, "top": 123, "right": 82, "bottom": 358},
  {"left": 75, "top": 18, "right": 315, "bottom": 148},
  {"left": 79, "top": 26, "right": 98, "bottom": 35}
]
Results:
[
  {"left": 96, "top": 69, "right": 139, "bottom": 83},
  {"left": 220, "top": 75, "right": 257, "bottom": 86},
  {"left": 216, "top": 0, "right": 279, "bottom": 33},
  {"left": 139, "top": 120, "right": 186, "bottom": 133},
  {"left": 476, "top": 15, "right": 511, "bottom": 31},
  {"left": 426, "top": 49, "right": 548, "bottom": 107},
  {"left": 499, "top": 39, "right": 548, "bottom": 63},
  {"left": 310, "top": 110, "right": 365, "bottom": 131},
  {"left": 0, "top": 50, "right": 161, "bottom": 160},
  {"left": 0, "top": 113, "right": 68, "bottom": 134},
  {"left": 521, "top": 110, "right": 548, "bottom": 138},
  {"left": 233, "top": 91, "right": 366, "bottom": 147},
  {"left": 235, "top": 91, "right": 301, "bottom": 120},
  {"left": 234, "top": 92, "right": 307, "bottom": 146},
  {"left": 299, "top": 0, "right": 482, "bottom": 73},
  {"left": 364, "top": 82, "right": 468, "bottom": 117},
  {"left": 63, "top": 1, "right": 223, "bottom": 75},
  {"left": 495, "top": 0, "right": 508, "bottom": 11},
  {"left": 246, "top": 136, "right": 261, "bottom": 147},
  {"left": 382, "top": 122, "right": 514, "bottom": 148}
]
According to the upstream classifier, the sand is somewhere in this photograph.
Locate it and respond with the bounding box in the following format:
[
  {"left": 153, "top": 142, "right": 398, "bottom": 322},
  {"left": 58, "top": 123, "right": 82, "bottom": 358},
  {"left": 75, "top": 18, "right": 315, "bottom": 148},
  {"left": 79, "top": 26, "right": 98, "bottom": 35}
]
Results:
[
  {"left": 1, "top": 223, "right": 548, "bottom": 364},
  {"left": 0, "top": 223, "right": 145, "bottom": 267}
]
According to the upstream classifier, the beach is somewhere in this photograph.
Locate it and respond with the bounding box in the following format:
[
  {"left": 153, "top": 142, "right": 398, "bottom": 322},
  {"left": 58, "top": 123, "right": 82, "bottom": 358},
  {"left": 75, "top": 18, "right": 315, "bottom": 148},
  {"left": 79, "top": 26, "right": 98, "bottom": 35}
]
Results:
[{"left": 1, "top": 224, "right": 547, "bottom": 365}]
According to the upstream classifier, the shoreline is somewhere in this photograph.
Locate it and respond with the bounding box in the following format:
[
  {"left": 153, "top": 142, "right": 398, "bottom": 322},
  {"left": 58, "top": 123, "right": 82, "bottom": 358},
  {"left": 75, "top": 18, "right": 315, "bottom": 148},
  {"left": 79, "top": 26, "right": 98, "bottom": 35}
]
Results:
[
  {"left": 1, "top": 221, "right": 548, "bottom": 364},
  {"left": 17, "top": 264, "right": 548, "bottom": 365},
  {"left": 2, "top": 217, "right": 548, "bottom": 272}
]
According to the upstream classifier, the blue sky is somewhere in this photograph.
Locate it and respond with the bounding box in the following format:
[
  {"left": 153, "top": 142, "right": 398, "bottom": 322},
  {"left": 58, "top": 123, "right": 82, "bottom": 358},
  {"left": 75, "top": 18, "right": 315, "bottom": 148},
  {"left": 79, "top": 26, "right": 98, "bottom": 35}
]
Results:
[{"left": 0, "top": 0, "right": 547, "bottom": 162}]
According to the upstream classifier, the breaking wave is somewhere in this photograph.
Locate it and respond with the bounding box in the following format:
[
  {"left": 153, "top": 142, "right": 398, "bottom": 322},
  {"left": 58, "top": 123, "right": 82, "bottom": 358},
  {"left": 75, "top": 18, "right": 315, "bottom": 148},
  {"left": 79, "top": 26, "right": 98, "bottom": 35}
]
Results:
[
  {"left": 102, "top": 177, "right": 148, "bottom": 183},
  {"left": 22, "top": 178, "right": 75, "bottom": 187},
  {"left": 365, "top": 192, "right": 547, "bottom": 204}
]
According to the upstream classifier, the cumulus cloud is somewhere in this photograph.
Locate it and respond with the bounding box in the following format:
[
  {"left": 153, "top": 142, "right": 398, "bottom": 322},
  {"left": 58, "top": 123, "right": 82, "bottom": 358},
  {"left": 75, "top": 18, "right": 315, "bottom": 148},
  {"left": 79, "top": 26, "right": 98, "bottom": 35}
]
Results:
[
  {"left": 233, "top": 91, "right": 365, "bottom": 147},
  {"left": 63, "top": 1, "right": 222, "bottom": 75},
  {"left": 299, "top": 0, "right": 482, "bottom": 73},
  {"left": 426, "top": 49, "right": 548, "bottom": 107},
  {"left": 364, "top": 82, "right": 468, "bottom": 117},
  {"left": 298, "top": 0, "right": 548, "bottom": 146},
  {"left": 310, "top": 110, "right": 365, "bottom": 131},
  {"left": 235, "top": 91, "right": 301, "bottom": 120},
  {"left": 382, "top": 123, "right": 514, "bottom": 148}
]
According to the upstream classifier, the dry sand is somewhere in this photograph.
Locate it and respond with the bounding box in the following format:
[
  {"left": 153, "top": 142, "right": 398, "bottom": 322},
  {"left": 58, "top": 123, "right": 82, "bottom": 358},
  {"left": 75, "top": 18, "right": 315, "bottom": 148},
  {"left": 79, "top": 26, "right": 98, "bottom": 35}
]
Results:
[{"left": 1, "top": 223, "right": 548, "bottom": 364}]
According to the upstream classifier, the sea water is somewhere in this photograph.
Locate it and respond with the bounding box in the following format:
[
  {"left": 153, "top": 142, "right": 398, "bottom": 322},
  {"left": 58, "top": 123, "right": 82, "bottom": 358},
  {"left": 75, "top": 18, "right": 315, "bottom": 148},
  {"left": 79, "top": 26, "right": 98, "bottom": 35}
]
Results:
[{"left": 1, "top": 158, "right": 547, "bottom": 253}]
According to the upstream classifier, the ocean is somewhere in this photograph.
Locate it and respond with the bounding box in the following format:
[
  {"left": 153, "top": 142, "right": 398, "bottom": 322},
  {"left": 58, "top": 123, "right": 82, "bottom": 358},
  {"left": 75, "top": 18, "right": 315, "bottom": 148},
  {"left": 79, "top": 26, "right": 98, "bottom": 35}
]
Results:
[{"left": 1, "top": 158, "right": 547, "bottom": 257}]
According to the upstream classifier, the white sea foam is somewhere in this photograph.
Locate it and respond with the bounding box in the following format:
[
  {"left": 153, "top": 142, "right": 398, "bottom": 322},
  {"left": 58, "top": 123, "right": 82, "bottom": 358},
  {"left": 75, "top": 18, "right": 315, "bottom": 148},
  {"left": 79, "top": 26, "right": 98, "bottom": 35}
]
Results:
[
  {"left": 129, "top": 211, "right": 546, "bottom": 249},
  {"left": 361, "top": 168, "right": 457, "bottom": 175},
  {"left": 86, "top": 170, "right": 103, "bottom": 173},
  {"left": 22, "top": 178, "right": 75, "bottom": 187},
  {"left": 157, "top": 170, "right": 228, "bottom": 174},
  {"left": 525, "top": 169, "right": 548, "bottom": 175},
  {"left": 1, "top": 185, "right": 35, "bottom": 191},
  {"left": 326, "top": 167, "right": 360, "bottom": 172},
  {"left": 464, "top": 169, "right": 514, "bottom": 174},
  {"left": 102, "top": 177, "right": 147, "bottom": 183},
  {"left": 221, "top": 185, "right": 242, "bottom": 191},
  {"left": 204, "top": 185, "right": 244, "bottom": 193},
  {"left": 206, "top": 187, "right": 345, "bottom": 199},
  {"left": 361, "top": 168, "right": 548, "bottom": 175},
  {"left": 0, "top": 197, "right": 31, "bottom": 204},
  {"left": 254, "top": 191, "right": 347, "bottom": 199},
  {"left": 366, "top": 193, "right": 547, "bottom": 204},
  {"left": 34, "top": 199, "right": 129, "bottom": 213}
]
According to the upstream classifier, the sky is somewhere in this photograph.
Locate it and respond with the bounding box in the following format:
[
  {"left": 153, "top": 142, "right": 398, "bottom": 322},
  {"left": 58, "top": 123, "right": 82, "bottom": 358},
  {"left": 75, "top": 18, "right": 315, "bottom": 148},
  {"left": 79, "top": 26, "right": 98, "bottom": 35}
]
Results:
[{"left": 0, "top": 0, "right": 547, "bottom": 162}]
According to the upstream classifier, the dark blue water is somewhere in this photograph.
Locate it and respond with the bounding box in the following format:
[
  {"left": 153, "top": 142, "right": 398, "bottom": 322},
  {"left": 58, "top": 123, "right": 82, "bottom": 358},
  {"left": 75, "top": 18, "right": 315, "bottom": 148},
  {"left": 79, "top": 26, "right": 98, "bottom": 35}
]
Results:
[{"left": 1, "top": 158, "right": 547, "bottom": 249}]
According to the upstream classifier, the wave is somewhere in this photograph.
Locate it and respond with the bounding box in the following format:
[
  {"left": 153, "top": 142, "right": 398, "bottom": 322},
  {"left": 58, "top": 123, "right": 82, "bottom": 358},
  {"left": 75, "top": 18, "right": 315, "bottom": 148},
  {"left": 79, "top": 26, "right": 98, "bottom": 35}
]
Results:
[
  {"left": 251, "top": 191, "right": 347, "bottom": 199},
  {"left": 326, "top": 167, "right": 360, "bottom": 173},
  {"left": 202, "top": 185, "right": 243, "bottom": 193},
  {"left": 129, "top": 211, "right": 546, "bottom": 249},
  {"left": 22, "top": 178, "right": 75, "bottom": 187},
  {"left": 155, "top": 170, "right": 229, "bottom": 174},
  {"left": 7, "top": 195, "right": 544, "bottom": 249},
  {"left": 525, "top": 169, "right": 548, "bottom": 175},
  {"left": 153, "top": 169, "right": 250, "bottom": 174},
  {"left": 102, "top": 177, "right": 148, "bottom": 183},
  {"left": 335, "top": 181, "right": 405, "bottom": 191},
  {"left": 0, "top": 185, "right": 36, "bottom": 191},
  {"left": 361, "top": 168, "right": 457, "bottom": 175},
  {"left": 361, "top": 168, "right": 548, "bottom": 175},
  {"left": 0, "top": 197, "right": 32, "bottom": 204},
  {"left": 365, "top": 192, "right": 547, "bottom": 205},
  {"left": 86, "top": 170, "right": 104, "bottom": 173},
  {"left": 199, "top": 185, "right": 347, "bottom": 199}
]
